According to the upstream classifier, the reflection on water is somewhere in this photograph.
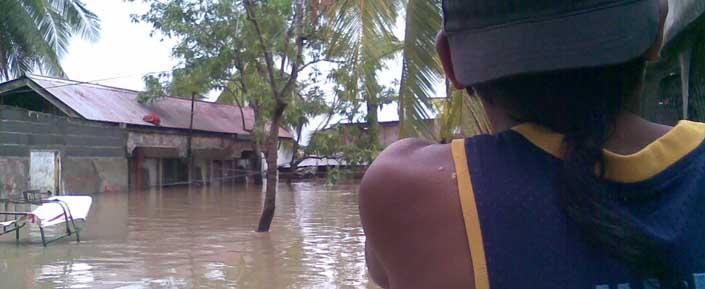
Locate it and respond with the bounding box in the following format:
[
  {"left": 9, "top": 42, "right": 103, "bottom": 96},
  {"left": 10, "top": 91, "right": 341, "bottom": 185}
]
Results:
[{"left": 0, "top": 181, "right": 377, "bottom": 289}]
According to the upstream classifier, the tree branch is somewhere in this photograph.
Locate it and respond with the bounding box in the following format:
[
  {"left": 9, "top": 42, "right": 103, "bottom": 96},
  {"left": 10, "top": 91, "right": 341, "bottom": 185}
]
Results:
[
  {"left": 223, "top": 85, "right": 249, "bottom": 132},
  {"left": 298, "top": 58, "right": 345, "bottom": 73},
  {"left": 244, "top": 0, "right": 281, "bottom": 98},
  {"left": 280, "top": 0, "right": 306, "bottom": 99}
]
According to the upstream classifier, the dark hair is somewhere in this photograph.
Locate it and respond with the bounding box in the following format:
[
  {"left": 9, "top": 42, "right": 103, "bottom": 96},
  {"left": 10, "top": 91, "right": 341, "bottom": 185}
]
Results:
[{"left": 473, "top": 58, "right": 682, "bottom": 287}]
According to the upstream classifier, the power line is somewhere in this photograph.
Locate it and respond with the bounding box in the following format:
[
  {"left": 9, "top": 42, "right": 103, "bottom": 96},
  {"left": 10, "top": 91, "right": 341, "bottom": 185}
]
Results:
[
  {"left": 0, "top": 70, "right": 171, "bottom": 97},
  {"left": 39, "top": 70, "right": 171, "bottom": 89}
]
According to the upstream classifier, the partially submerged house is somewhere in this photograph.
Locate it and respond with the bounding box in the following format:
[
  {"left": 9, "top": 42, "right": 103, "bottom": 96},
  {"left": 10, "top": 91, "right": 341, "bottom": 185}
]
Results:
[{"left": 0, "top": 75, "right": 293, "bottom": 195}]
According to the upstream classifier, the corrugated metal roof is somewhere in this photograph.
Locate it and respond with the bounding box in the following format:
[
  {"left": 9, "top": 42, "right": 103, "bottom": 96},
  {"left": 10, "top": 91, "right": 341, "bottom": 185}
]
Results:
[
  {"left": 24, "top": 75, "right": 292, "bottom": 138},
  {"left": 296, "top": 157, "right": 347, "bottom": 167}
]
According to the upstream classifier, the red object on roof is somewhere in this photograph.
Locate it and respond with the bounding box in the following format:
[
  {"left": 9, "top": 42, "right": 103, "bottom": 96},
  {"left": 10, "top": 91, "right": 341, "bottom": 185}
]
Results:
[{"left": 143, "top": 112, "right": 161, "bottom": 126}]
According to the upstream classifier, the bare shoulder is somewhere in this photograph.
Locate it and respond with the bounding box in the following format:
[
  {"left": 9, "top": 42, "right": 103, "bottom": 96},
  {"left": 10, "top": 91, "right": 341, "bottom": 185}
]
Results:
[
  {"left": 359, "top": 137, "right": 457, "bottom": 225},
  {"left": 363, "top": 137, "right": 453, "bottom": 181},
  {"left": 359, "top": 138, "right": 473, "bottom": 288},
  {"left": 359, "top": 138, "right": 455, "bottom": 208}
]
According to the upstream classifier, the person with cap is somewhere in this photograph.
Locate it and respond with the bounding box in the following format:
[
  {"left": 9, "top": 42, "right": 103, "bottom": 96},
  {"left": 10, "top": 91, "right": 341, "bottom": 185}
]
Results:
[{"left": 359, "top": 0, "right": 705, "bottom": 288}]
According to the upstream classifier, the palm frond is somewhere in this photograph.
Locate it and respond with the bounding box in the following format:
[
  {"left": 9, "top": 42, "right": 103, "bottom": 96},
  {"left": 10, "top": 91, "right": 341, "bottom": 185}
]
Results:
[
  {"left": 63, "top": 0, "right": 101, "bottom": 41},
  {"left": 436, "top": 83, "right": 492, "bottom": 142},
  {"left": 0, "top": 0, "right": 100, "bottom": 80},
  {"left": 321, "top": 0, "right": 401, "bottom": 147},
  {"left": 397, "top": 0, "right": 443, "bottom": 139}
]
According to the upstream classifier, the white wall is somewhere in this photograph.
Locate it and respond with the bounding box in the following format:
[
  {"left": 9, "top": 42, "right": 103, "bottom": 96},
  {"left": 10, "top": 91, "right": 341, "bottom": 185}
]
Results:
[{"left": 277, "top": 139, "right": 295, "bottom": 167}]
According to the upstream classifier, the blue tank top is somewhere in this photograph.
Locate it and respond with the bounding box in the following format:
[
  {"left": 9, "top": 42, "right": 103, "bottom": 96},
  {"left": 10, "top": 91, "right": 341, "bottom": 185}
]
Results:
[{"left": 450, "top": 120, "right": 705, "bottom": 289}]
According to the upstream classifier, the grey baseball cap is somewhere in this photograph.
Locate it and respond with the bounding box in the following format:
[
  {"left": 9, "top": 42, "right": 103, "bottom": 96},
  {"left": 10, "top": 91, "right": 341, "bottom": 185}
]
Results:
[{"left": 443, "top": 0, "right": 661, "bottom": 85}]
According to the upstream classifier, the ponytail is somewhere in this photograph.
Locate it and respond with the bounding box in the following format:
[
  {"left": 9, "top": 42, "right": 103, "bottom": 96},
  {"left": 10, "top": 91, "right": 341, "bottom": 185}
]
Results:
[{"left": 474, "top": 58, "right": 682, "bottom": 287}]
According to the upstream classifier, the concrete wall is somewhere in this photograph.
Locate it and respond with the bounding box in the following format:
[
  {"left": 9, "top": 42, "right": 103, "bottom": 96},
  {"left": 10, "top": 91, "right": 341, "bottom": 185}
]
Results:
[
  {"left": 127, "top": 131, "right": 251, "bottom": 159},
  {"left": 381, "top": 125, "right": 400, "bottom": 147},
  {"left": 63, "top": 158, "right": 128, "bottom": 193},
  {"left": 1, "top": 105, "right": 284, "bottom": 193},
  {"left": 127, "top": 130, "right": 261, "bottom": 189},
  {"left": 0, "top": 106, "right": 128, "bottom": 195},
  {"left": 0, "top": 158, "right": 28, "bottom": 196}
]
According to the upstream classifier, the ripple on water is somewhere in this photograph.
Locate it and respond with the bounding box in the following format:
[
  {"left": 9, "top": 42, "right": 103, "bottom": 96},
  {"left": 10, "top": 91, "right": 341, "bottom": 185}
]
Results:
[{"left": 0, "top": 181, "right": 377, "bottom": 289}]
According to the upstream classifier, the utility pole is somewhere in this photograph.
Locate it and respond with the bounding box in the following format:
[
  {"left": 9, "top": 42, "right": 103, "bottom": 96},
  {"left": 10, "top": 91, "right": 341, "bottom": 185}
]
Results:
[{"left": 187, "top": 92, "right": 196, "bottom": 184}]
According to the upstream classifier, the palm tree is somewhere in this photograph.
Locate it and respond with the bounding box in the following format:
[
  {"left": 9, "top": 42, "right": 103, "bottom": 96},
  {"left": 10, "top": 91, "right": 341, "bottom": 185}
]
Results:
[
  {"left": 0, "top": 0, "right": 100, "bottom": 80},
  {"left": 324, "top": 0, "right": 400, "bottom": 150},
  {"left": 320, "top": 0, "right": 488, "bottom": 147},
  {"left": 397, "top": 0, "right": 490, "bottom": 140},
  {"left": 397, "top": 0, "right": 443, "bottom": 139}
]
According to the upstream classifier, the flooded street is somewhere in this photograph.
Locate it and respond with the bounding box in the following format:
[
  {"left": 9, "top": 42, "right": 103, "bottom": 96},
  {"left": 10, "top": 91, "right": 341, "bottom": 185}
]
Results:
[{"left": 0, "top": 181, "right": 377, "bottom": 289}]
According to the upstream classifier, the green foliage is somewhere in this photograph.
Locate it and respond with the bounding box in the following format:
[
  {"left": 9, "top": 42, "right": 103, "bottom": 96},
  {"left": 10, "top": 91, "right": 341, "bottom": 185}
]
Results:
[
  {"left": 0, "top": 0, "right": 100, "bottom": 80},
  {"left": 314, "top": 0, "right": 488, "bottom": 152},
  {"left": 137, "top": 74, "right": 167, "bottom": 104},
  {"left": 323, "top": 0, "right": 401, "bottom": 150},
  {"left": 326, "top": 166, "right": 353, "bottom": 185},
  {"left": 397, "top": 0, "right": 443, "bottom": 139},
  {"left": 134, "top": 0, "right": 331, "bottom": 124},
  {"left": 283, "top": 86, "right": 327, "bottom": 137},
  {"left": 435, "top": 85, "right": 492, "bottom": 142},
  {"left": 134, "top": 1, "right": 251, "bottom": 95},
  {"left": 327, "top": 168, "right": 340, "bottom": 185},
  {"left": 137, "top": 73, "right": 208, "bottom": 104},
  {"left": 306, "top": 125, "right": 379, "bottom": 166},
  {"left": 134, "top": 0, "right": 334, "bottom": 180},
  {"left": 306, "top": 128, "right": 341, "bottom": 158},
  {"left": 134, "top": 0, "right": 492, "bottom": 166}
]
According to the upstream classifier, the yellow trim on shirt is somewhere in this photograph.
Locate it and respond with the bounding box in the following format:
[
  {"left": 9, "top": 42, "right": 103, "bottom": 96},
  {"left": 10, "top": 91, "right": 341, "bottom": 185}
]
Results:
[
  {"left": 451, "top": 139, "right": 490, "bottom": 289},
  {"left": 512, "top": 120, "right": 705, "bottom": 183}
]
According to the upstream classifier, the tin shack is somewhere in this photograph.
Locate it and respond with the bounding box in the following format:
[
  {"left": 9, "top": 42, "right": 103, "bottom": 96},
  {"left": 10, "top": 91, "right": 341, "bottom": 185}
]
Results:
[{"left": 0, "top": 75, "right": 293, "bottom": 194}]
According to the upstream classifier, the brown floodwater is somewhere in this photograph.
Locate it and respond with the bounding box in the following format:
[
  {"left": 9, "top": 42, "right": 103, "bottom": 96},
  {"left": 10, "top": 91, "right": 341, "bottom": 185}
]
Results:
[{"left": 0, "top": 181, "right": 378, "bottom": 289}]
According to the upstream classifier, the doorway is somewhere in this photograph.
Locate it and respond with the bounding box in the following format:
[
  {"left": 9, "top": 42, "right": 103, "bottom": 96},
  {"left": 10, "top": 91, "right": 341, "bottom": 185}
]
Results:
[{"left": 30, "top": 150, "right": 61, "bottom": 194}]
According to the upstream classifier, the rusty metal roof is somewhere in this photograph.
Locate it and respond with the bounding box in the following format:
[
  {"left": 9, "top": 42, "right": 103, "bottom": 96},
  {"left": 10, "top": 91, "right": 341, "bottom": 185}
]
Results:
[{"left": 23, "top": 75, "right": 292, "bottom": 138}]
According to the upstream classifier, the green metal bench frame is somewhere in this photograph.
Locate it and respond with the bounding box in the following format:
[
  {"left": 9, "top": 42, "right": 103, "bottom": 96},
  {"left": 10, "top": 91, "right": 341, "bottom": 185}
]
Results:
[{"left": 0, "top": 191, "right": 84, "bottom": 246}]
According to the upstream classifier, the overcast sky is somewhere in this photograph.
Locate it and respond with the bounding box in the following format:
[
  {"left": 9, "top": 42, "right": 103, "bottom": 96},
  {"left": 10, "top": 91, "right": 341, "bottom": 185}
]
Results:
[
  {"left": 60, "top": 0, "right": 432, "bottom": 142},
  {"left": 61, "top": 1, "right": 177, "bottom": 92}
]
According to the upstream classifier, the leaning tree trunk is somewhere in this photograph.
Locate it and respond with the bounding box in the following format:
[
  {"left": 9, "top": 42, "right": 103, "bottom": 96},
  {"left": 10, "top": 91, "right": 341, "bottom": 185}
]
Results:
[
  {"left": 257, "top": 103, "right": 286, "bottom": 232},
  {"left": 249, "top": 0, "right": 304, "bottom": 232}
]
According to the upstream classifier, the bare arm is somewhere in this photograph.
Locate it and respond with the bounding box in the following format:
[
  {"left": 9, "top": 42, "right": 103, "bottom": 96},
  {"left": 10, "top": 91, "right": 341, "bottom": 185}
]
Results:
[
  {"left": 359, "top": 139, "right": 432, "bottom": 288},
  {"left": 359, "top": 138, "right": 474, "bottom": 289},
  {"left": 365, "top": 239, "right": 390, "bottom": 288}
]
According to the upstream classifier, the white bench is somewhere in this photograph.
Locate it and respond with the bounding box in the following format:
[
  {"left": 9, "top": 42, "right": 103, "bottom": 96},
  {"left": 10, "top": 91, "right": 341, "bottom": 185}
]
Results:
[{"left": 0, "top": 196, "right": 92, "bottom": 246}]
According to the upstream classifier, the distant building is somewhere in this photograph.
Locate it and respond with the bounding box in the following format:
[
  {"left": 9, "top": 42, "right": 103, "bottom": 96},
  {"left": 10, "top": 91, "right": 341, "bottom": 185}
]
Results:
[
  {"left": 0, "top": 75, "right": 293, "bottom": 194},
  {"left": 324, "top": 119, "right": 440, "bottom": 147}
]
